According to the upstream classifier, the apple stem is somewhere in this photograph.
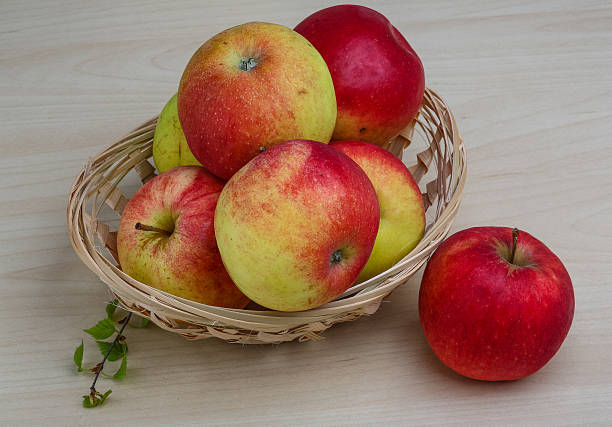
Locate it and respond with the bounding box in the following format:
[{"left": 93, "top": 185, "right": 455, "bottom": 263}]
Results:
[
  {"left": 135, "top": 222, "right": 172, "bottom": 236},
  {"left": 510, "top": 228, "right": 519, "bottom": 264}
]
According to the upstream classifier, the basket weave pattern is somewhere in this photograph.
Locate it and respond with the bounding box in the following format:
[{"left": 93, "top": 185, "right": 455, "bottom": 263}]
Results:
[{"left": 67, "top": 88, "right": 466, "bottom": 344}]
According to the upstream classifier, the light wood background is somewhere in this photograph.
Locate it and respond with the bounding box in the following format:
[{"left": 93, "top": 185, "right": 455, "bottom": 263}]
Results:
[{"left": 1, "top": 0, "right": 611, "bottom": 425}]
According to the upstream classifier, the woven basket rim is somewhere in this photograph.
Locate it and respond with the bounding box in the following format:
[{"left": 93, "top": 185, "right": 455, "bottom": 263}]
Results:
[{"left": 67, "top": 87, "right": 466, "bottom": 343}]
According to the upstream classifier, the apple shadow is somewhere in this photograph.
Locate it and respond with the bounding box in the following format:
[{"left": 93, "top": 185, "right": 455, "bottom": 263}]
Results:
[
  {"left": 372, "top": 274, "right": 529, "bottom": 393},
  {"left": 413, "top": 323, "right": 534, "bottom": 394}
]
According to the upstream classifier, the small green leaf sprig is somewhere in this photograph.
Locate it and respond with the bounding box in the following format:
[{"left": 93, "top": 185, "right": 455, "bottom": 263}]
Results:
[{"left": 73, "top": 299, "right": 149, "bottom": 407}]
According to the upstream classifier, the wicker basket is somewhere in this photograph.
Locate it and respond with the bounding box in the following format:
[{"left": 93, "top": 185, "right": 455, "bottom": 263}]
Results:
[{"left": 67, "top": 88, "right": 466, "bottom": 344}]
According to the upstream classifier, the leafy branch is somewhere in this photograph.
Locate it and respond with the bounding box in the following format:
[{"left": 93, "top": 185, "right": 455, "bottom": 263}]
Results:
[{"left": 73, "top": 299, "right": 148, "bottom": 407}]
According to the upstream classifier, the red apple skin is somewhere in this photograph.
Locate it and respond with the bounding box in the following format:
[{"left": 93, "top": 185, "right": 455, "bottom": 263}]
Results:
[
  {"left": 295, "top": 5, "right": 425, "bottom": 146},
  {"left": 178, "top": 22, "right": 337, "bottom": 180},
  {"left": 330, "top": 140, "right": 425, "bottom": 282},
  {"left": 117, "top": 166, "right": 250, "bottom": 308},
  {"left": 419, "top": 227, "right": 575, "bottom": 381},
  {"left": 214, "top": 140, "right": 380, "bottom": 311}
]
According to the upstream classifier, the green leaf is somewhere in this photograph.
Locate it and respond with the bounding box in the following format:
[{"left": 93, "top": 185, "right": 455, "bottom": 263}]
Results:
[
  {"left": 84, "top": 318, "right": 116, "bottom": 340},
  {"left": 73, "top": 340, "right": 84, "bottom": 372},
  {"left": 96, "top": 340, "right": 127, "bottom": 362},
  {"left": 113, "top": 354, "right": 127, "bottom": 380},
  {"left": 99, "top": 351, "right": 127, "bottom": 380},
  {"left": 99, "top": 389, "right": 112, "bottom": 404},
  {"left": 82, "top": 389, "right": 112, "bottom": 408},
  {"left": 106, "top": 299, "right": 118, "bottom": 318},
  {"left": 82, "top": 394, "right": 95, "bottom": 408}
]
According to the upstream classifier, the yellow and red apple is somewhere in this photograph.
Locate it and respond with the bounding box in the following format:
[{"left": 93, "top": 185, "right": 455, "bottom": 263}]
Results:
[
  {"left": 117, "top": 166, "right": 249, "bottom": 308},
  {"left": 152, "top": 94, "right": 201, "bottom": 173},
  {"left": 331, "top": 141, "right": 425, "bottom": 281},
  {"left": 295, "top": 5, "right": 425, "bottom": 146},
  {"left": 214, "top": 140, "right": 380, "bottom": 312},
  {"left": 178, "top": 22, "right": 337, "bottom": 180},
  {"left": 419, "top": 227, "right": 575, "bottom": 381}
]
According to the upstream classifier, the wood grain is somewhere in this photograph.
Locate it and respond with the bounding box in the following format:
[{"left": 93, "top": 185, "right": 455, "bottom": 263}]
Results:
[{"left": 1, "top": 0, "right": 611, "bottom": 425}]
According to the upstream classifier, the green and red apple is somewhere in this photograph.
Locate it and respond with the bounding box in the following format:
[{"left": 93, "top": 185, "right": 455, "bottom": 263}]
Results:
[
  {"left": 117, "top": 166, "right": 249, "bottom": 308},
  {"left": 152, "top": 93, "right": 201, "bottom": 173},
  {"left": 178, "top": 22, "right": 337, "bottom": 180},
  {"left": 295, "top": 5, "right": 425, "bottom": 146},
  {"left": 419, "top": 227, "right": 575, "bottom": 381},
  {"left": 331, "top": 141, "right": 425, "bottom": 281},
  {"left": 214, "top": 140, "right": 380, "bottom": 311}
]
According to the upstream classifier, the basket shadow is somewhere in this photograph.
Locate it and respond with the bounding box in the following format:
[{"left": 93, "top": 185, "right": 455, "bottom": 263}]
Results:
[{"left": 118, "top": 273, "right": 526, "bottom": 418}]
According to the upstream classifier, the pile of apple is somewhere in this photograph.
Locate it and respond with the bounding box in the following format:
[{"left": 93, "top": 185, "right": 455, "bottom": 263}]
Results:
[
  {"left": 117, "top": 5, "right": 575, "bottom": 381},
  {"left": 118, "top": 5, "right": 426, "bottom": 311}
]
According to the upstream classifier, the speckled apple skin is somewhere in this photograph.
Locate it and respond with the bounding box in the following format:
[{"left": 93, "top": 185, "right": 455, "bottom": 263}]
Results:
[
  {"left": 178, "top": 22, "right": 337, "bottom": 180},
  {"left": 330, "top": 141, "right": 425, "bottom": 282},
  {"left": 419, "top": 227, "right": 575, "bottom": 381},
  {"left": 152, "top": 94, "right": 201, "bottom": 174},
  {"left": 295, "top": 5, "right": 425, "bottom": 146},
  {"left": 214, "top": 140, "right": 379, "bottom": 312},
  {"left": 117, "top": 166, "right": 249, "bottom": 308}
]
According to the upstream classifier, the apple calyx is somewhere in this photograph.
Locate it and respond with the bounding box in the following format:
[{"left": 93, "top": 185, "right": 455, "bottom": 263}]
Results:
[
  {"left": 330, "top": 249, "right": 343, "bottom": 264},
  {"left": 510, "top": 227, "right": 519, "bottom": 264},
  {"left": 238, "top": 57, "right": 258, "bottom": 71},
  {"left": 134, "top": 222, "right": 172, "bottom": 237}
]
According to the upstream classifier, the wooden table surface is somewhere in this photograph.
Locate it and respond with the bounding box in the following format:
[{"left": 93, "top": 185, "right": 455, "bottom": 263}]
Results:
[{"left": 2, "top": 0, "right": 611, "bottom": 425}]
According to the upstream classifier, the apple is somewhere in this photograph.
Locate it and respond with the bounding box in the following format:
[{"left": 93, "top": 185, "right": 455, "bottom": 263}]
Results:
[
  {"left": 117, "top": 166, "right": 249, "bottom": 308},
  {"left": 295, "top": 5, "right": 425, "bottom": 146},
  {"left": 152, "top": 93, "right": 201, "bottom": 173},
  {"left": 178, "top": 22, "right": 337, "bottom": 180},
  {"left": 214, "top": 140, "right": 380, "bottom": 312},
  {"left": 419, "top": 227, "right": 575, "bottom": 381},
  {"left": 330, "top": 140, "right": 425, "bottom": 282}
]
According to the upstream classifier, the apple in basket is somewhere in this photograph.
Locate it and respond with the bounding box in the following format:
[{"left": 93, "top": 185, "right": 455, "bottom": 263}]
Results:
[
  {"left": 419, "top": 227, "right": 575, "bottom": 380},
  {"left": 295, "top": 5, "right": 425, "bottom": 146},
  {"left": 330, "top": 141, "right": 425, "bottom": 282},
  {"left": 152, "top": 93, "right": 201, "bottom": 173},
  {"left": 214, "top": 140, "right": 380, "bottom": 312},
  {"left": 116, "top": 166, "right": 250, "bottom": 308},
  {"left": 178, "top": 22, "right": 337, "bottom": 180}
]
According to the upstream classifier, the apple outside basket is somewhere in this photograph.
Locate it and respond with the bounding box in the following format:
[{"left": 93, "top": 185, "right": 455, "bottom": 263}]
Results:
[{"left": 67, "top": 88, "right": 466, "bottom": 344}]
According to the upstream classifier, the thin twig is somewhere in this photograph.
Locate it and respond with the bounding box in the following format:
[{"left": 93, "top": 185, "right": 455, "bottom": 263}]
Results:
[{"left": 90, "top": 312, "right": 132, "bottom": 394}]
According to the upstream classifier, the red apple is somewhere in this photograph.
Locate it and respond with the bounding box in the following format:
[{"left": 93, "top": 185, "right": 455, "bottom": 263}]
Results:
[
  {"left": 214, "top": 140, "right": 380, "bottom": 311},
  {"left": 178, "top": 22, "right": 337, "bottom": 180},
  {"left": 295, "top": 5, "right": 425, "bottom": 146},
  {"left": 117, "top": 166, "right": 250, "bottom": 308},
  {"left": 330, "top": 140, "right": 425, "bottom": 282},
  {"left": 419, "top": 227, "right": 575, "bottom": 381}
]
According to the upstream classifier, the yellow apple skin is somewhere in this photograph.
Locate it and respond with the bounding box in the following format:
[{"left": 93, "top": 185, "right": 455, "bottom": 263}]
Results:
[
  {"left": 214, "top": 140, "right": 380, "bottom": 311},
  {"left": 152, "top": 94, "right": 201, "bottom": 173},
  {"left": 117, "top": 166, "right": 249, "bottom": 308},
  {"left": 178, "top": 22, "right": 337, "bottom": 180},
  {"left": 331, "top": 141, "right": 425, "bottom": 282}
]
